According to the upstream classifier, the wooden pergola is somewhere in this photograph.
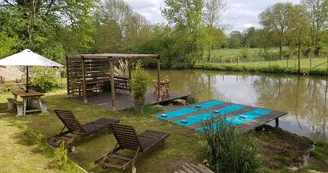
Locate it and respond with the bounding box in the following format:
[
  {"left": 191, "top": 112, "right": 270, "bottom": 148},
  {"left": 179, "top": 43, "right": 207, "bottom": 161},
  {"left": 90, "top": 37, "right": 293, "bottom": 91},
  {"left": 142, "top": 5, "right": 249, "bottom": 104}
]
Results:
[{"left": 66, "top": 53, "right": 160, "bottom": 111}]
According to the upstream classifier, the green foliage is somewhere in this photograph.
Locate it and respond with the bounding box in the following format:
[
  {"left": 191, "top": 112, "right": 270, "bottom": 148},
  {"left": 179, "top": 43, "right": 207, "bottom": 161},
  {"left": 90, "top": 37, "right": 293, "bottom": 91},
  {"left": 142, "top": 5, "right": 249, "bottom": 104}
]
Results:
[
  {"left": 162, "top": 0, "right": 205, "bottom": 68},
  {"left": 228, "top": 31, "right": 243, "bottom": 48},
  {"left": 0, "top": 0, "right": 98, "bottom": 58},
  {"left": 258, "top": 48, "right": 280, "bottom": 61},
  {"left": 0, "top": 31, "right": 20, "bottom": 58},
  {"left": 130, "top": 62, "right": 151, "bottom": 101},
  {"left": 0, "top": 84, "right": 22, "bottom": 93},
  {"left": 40, "top": 43, "right": 66, "bottom": 64},
  {"left": 30, "top": 67, "right": 60, "bottom": 93},
  {"left": 187, "top": 95, "right": 199, "bottom": 104},
  {"left": 259, "top": 2, "right": 295, "bottom": 60},
  {"left": 54, "top": 142, "right": 68, "bottom": 170},
  {"left": 121, "top": 104, "right": 163, "bottom": 116},
  {"left": 202, "top": 120, "right": 261, "bottom": 173},
  {"left": 240, "top": 47, "right": 250, "bottom": 59}
]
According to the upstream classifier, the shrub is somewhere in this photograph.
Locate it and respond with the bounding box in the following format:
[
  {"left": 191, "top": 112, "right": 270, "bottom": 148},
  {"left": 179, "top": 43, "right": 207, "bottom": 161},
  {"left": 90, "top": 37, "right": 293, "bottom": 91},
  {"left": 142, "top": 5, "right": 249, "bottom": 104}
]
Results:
[
  {"left": 187, "top": 95, "right": 199, "bottom": 104},
  {"left": 240, "top": 48, "right": 249, "bottom": 59},
  {"left": 54, "top": 142, "right": 68, "bottom": 169},
  {"left": 130, "top": 62, "right": 151, "bottom": 101},
  {"left": 309, "top": 68, "right": 327, "bottom": 76},
  {"left": 202, "top": 119, "right": 261, "bottom": 173},
  {"left": 30, "top": 67, "right": 60, "bottom": 92}
]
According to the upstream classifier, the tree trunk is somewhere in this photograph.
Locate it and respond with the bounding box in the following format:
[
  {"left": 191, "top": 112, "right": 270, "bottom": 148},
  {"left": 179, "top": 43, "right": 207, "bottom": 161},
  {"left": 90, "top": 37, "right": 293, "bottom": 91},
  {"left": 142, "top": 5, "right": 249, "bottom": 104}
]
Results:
[
  {"left": 279, "top": 44, "right": 283, "bottom": 60},
  {"left": 207, "top": 49, "right": 211, "bottom": 62},
  {"left": 297, "top": 38, "right": 301, "bottom": 74}
]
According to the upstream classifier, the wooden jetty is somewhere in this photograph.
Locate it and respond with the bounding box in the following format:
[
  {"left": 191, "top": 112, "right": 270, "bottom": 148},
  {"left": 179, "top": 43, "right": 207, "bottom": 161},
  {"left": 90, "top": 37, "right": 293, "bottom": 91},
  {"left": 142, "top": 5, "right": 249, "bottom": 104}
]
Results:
[{"left": 154, "top": 100, "right": 287, "bottom": 131}]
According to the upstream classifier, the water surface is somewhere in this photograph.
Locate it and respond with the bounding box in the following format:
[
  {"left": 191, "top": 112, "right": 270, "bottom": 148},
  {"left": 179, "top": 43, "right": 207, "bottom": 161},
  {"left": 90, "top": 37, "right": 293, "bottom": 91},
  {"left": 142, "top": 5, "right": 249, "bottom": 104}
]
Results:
[{"left": 148, "top": 69, "right": 328, "bottom": 141}]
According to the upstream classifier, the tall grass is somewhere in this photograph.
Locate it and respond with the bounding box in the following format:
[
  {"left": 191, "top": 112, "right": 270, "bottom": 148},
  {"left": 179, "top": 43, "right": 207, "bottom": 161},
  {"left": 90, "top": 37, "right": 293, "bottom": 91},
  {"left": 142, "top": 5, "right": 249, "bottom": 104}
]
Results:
[{"left": 202, "top": 120, "right": 261, "bottom": 173}]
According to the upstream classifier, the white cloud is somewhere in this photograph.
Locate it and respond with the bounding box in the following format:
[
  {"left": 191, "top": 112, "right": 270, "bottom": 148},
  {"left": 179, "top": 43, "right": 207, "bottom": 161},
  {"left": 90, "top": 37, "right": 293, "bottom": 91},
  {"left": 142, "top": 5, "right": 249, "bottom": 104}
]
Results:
[{"left": 125, "top": 0, "right": 301, "bottom": 31}]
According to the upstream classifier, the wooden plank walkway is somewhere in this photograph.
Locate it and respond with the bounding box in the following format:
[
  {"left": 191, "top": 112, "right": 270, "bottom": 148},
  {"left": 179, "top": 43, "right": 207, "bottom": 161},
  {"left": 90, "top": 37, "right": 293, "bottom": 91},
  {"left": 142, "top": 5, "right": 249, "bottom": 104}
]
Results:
[
  {"left": 175, "top": 163, "right": 214, "bottom": 173},
  {"left": 74, "top": 88, "right": 189, "bottom": 111},
  {"left": 154, "top": 100, "right": 287, "bottom": 131}
]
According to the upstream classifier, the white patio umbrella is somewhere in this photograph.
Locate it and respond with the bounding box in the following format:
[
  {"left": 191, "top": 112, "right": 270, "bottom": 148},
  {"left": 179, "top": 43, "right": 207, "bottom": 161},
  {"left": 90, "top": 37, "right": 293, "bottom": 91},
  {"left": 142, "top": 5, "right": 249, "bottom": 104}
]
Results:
[{"left": 0, "top": 49, "right": 63, "bottom": 92}]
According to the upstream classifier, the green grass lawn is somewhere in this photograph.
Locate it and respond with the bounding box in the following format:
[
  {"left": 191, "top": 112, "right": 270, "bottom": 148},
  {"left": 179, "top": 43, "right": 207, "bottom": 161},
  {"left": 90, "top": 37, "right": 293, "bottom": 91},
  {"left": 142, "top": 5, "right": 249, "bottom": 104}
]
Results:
[
  {"left": 0, "top": 90, "right": 206, "bottom": 173},
  {"left": 210, "top": 48, "right": 283, "bottom": 60},
  {"left": 209, "top": 48, "right": 328, "bottom": 70},
  {"left": 230, "top": 57, "right": 328, "bottom": 70},
  {"left": 0, "top": 89, "right": 327, "bottom": 172},
  {"left": 211, "top": 48, "right": 263, "bottom": 59},
  {"left": 0, "top": 118, "right": 64, "bottom": 173}
]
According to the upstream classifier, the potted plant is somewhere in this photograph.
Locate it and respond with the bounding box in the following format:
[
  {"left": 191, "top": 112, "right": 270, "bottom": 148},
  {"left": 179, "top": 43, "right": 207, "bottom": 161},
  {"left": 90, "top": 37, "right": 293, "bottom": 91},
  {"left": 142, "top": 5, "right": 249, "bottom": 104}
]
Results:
[{"left": 130, "top": 62, "right": 151, "bottom": 112}]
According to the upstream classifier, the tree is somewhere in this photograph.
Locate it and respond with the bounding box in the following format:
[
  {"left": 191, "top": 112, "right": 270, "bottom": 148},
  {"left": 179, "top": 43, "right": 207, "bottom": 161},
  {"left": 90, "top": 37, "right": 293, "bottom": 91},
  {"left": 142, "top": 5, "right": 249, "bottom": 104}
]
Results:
[
  {"left": 203, "top": 0, "right": 227, "bottom": 27},
  {"left": 228, "top": 31, "right": 242, "bottom": 48},
  {"left": 301, "top": 0, "right": 328, "bottom": 57},
  {"left": 242, "top": 27, "right": 257, "bottom": 48},
  {"left": 203, "top": 0, "right": 227, "bottom": 61},
  {"left": 253, "top": 29, "right": 272, "bottom": 48},
  {"left": 0, "top": 0, "right": 98, "bottom": 60},
  {"left": 204, "top": 27, "right": 227, "bottom": 61},
  {"left": 259, "top": 2, "right": 294, "bottom": 60},
  {"left": 290, "top": 5, "right": 311, "bottom": 73},
  {"left": 94, "top": 0, "right": 152, "bottom": 53},
  {"left": 0, "top": 31, "right": 19, "bottom": 58},
  {"left": 162, "top": 0, "right": 205, "bottom": 68}
]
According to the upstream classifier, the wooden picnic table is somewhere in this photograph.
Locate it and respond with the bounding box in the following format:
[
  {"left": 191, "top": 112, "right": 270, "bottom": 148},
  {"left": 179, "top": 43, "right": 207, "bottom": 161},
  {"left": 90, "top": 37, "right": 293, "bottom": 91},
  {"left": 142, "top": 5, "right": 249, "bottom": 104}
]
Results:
[{"left": 11, "top": 90, "right": 45, "bottom": 115}]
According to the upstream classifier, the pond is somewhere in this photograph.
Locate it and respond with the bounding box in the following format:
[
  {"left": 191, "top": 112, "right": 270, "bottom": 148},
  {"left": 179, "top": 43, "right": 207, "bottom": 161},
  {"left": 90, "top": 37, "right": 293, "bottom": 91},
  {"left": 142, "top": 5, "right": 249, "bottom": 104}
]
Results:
[{"left": 147, "top": 69, "right": 328, "bottom": 141}]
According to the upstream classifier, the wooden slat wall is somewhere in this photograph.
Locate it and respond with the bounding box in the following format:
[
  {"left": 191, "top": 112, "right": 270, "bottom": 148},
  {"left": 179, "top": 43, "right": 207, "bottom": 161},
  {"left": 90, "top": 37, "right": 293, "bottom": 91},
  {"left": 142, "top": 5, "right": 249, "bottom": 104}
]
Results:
[{"left": 67, "top": 57, "right": 110, "bottom": 99}]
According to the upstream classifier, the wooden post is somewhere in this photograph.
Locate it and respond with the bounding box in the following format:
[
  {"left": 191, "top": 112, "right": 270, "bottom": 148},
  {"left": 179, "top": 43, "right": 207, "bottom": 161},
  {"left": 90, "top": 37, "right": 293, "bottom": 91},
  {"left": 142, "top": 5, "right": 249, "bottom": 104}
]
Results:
[
  {"left": 237, "top": 57, "right": 239, "bottom": 65},
  {"left": 275, "top": 118, "right": 279, "bottom": 128},
  {"left": 128, "top": 59, "right": 132, "bottom": 93},
  {"left": 157, "top": 55, "right": 161, "bottom": 102},
  {"left": 109, "top": 56, "right": 116, "bottom": 110},
  {"left": 287, "top": 58, "right": 289, "bottom": 68},
  {"left": 66, "top": 56, "right": 70, "bottom": 98},
  {"left": 310, "top": 59, "right": 312, "bottom": 69},
  {"left": 82, "top": 56, "right": 87, "bottom": 103},
  {"left": 25, "top": 66, "right": 29, "bottom": 93},
  {"left": 128, "top": 59, "right": 132, "bottom": 80}
]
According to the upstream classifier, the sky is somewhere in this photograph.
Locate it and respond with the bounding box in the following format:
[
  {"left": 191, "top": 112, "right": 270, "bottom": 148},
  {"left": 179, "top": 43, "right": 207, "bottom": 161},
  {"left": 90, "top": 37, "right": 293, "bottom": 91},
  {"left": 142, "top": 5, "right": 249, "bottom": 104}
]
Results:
[{"left": 125, "top": 0, "right": 300, "bottom": 32}]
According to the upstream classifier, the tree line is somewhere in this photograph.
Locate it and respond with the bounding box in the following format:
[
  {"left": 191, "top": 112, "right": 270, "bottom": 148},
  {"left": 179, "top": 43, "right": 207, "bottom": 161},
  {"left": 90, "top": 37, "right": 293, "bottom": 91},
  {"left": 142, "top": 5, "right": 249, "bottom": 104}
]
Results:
[{"left": 0, "top": 0, "right": 327, "bottom": 69}]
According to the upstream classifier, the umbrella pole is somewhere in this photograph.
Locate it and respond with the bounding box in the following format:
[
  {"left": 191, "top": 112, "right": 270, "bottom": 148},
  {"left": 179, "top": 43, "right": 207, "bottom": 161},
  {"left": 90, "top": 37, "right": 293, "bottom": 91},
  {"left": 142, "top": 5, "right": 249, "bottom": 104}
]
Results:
[{"left": 26, "top": 66, "right": 29, "bottom": 93}]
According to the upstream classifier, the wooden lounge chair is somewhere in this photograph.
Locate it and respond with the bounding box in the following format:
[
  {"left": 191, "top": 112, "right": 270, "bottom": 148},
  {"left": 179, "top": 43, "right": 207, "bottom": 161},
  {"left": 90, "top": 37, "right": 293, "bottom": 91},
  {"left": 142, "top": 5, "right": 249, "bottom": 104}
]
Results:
[
  {"left": 47, "top": 109, "right": 120, "bottom": 151},
  {"left": 95, "top": 124, "right": 170, "bottom": 171}
]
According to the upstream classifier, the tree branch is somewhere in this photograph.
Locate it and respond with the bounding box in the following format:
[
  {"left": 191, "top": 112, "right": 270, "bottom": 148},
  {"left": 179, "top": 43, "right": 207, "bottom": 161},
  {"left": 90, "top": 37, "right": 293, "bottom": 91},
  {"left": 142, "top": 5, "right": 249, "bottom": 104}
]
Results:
[
  {"left": 3, "top": 0, "right": 14, "bottom": 6},
  {"left": 45, "top": 0, "right": 55, "bottom": 15}
]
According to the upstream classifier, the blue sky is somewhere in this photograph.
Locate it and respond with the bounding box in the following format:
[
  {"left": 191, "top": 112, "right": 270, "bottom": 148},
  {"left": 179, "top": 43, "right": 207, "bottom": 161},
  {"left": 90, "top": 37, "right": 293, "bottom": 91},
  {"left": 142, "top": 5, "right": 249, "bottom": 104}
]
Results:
[{"left": 125, "top": 0, "right": 300, "bottom": 32}]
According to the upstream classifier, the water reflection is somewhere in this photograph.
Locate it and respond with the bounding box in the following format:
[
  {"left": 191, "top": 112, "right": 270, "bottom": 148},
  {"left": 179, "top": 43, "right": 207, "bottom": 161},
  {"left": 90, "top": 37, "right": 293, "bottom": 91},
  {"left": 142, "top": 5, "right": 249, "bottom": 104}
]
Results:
[{"left": 147, "top": 69, "right": 328, "bottom": 141}]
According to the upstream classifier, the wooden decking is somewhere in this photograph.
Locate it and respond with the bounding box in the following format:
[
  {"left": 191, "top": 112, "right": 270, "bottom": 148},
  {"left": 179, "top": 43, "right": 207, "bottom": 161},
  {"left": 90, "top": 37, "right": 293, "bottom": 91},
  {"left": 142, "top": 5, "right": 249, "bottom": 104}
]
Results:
[
  {"left": 74, "top": 88, "right": 189, "bottom": 111},
  {"left": 154, "top": 100, "right": 287, "bottom": 131},
  {"left": 175, "top": 163, "right": 214, "bottom": 173}
]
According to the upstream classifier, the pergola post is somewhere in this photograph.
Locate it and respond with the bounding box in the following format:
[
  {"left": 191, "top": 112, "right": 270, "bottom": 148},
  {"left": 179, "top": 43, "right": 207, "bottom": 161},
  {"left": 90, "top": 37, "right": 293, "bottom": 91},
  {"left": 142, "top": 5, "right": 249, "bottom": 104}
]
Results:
[
  {"left": 157, "top": 55, "right": 161, "bottom": 102},
  {"left": 82, "top": 56, "right": 87, "bottom": 103},
  {"left": 128, "top": 59, "right": 132, "bottom": 93},
  {"left": 66, "top": 56, "right": 70, "bottom": 98},
  {"left": 109, "top": 56, "right": 116, "bottom": 110}
]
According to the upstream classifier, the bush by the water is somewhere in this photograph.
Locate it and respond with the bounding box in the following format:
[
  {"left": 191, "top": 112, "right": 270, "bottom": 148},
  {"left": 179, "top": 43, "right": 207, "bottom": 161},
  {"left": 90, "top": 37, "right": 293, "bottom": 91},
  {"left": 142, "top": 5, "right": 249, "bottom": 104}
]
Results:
[
  {"left": 202, "top": 120, "right": 261, "bottom": 173},
  {"left": 30, "top": 67, "right": 60, "bottom": 92}
]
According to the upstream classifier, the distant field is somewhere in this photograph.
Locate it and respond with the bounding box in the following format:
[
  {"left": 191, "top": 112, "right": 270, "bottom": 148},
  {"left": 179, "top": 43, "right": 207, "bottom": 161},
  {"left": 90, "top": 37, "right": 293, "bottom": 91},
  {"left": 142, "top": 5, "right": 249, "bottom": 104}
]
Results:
[
  {"left": 210, "top": 48, "right": 282, "bottom": 60},
  {"left": 226, "top": 57, "right": 328, "bottom": 70},
  {"left": 208, "top": 48, "right": 328, "bottom": 69}
]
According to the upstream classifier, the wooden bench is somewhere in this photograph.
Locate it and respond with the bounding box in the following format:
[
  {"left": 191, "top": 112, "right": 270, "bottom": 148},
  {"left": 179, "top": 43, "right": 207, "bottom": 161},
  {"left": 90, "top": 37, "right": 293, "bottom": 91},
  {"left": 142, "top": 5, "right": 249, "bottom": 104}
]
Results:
[
  {"left": 31, "top": 98, "right": 48, "bottom": 113},
  {"left": 7, "top": 98, "right": 24, "bottom": 116}
]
